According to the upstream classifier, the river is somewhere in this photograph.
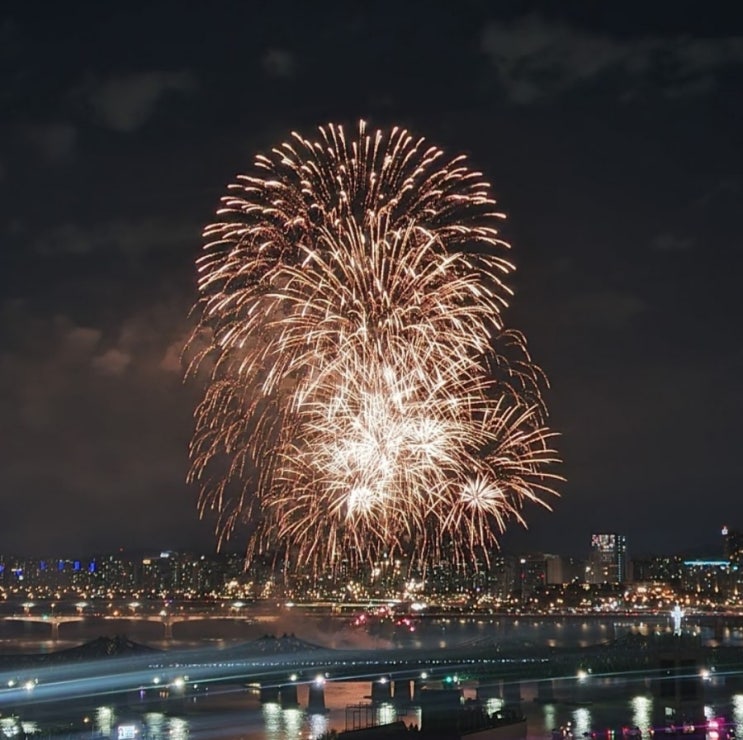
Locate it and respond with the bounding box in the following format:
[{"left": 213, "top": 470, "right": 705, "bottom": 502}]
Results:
[{"left": 1, "top": 613, "right": 742, "bottom": 739}]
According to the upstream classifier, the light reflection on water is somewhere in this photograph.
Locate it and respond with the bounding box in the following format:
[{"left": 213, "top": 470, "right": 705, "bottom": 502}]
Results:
[
  {"left": 144, "top": 712, "right": 165, "bottom": 738},
  {"left": 263, "top": 703, "right": 310, "bottom": 740},
  {"left": 307, "top": 711, "right": 328, "bottom": 739},
  {"left": 631, "top": 695, "right": 652, "bottom": 734},
  {"left": 283, "top": 707, "right": 303, "bottom": 738},
  {"left": 11, "top": 687, "right": 743, "bottom": 740},
  {"left": 96, "top": 705, "right": 115, "bottom": 737},
  {"left": 733, "top": 694, "right": 743, "bottom": 736},
  {"left": 170, "top": 716, "right": 189, "bottom": 740},
  {"left": 543, "top": 703, "right": 556, "bottom": 733},
  {"left": 571, "top": 706, "right": 592, "bottom": 738}
]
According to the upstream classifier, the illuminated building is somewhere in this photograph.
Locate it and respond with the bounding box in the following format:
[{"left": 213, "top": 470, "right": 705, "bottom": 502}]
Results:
[
  {"left": 631, "top": 555, "right": 683, "bottom": 585},
  {"left": 488, "top": 556, "right": 518, "bottom": 599},
  {"left": 681, "top": 559, "right": 731, "bottom": 596},
  {"left": 587, "top": 533, "right": 627, "bottom": 584},
  {"left": 722, "top": 525, "right": 743, "bottom": 563},
  {"left": 518, "top": 554, "right": 548, "bottom": 600}
]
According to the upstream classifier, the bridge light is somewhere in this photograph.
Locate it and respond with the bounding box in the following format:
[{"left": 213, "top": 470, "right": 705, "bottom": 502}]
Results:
[
  {"left": 314, "top": 674, "right": 325, "bottom": 686},
  {"left": 577, "top": 670, "right": 588, "bottom": 682},
  {"left": 7, "top": 680, "right": 15, "bottom": 688},
  {"left": 172, "top": 677, "right": 185, "bottom": 690},
  {"left": 24, "top": 680, "right": 35, "bottom": 692},
  {"left": 153, "top": 677, "right": 161, "bottom": 685},
  {"left": 379, "top": 677, "right": 388, "bottom": 684},
  {"left": 420, "top": 672, "right": 428, "bottom": 680},
  {"left": 289, "top": 674, "right": 298, "bottom": 682}
]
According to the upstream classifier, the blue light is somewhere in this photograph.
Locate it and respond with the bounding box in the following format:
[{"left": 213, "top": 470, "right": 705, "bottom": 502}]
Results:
[{"left": 683, "top": 560, "right": 729, "bottom": 567}]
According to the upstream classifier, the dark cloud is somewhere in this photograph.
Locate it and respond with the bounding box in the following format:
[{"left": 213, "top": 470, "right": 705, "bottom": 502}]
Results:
[
  {"left": 650, "top": 233, "right": 695, "bottom": 252},
  {"left": 480, "top": 14, "right": 743, "bottom": 103},
  {"left": 0, "top": 298, "right": 201, "bottom": 555},
  {"left": 26, "top": 122, "right": 77, "bottom": 163},
  {"left": 92, "top": 347, "right": 131, "bottom": 376},
  {"left": 32, "top": 218, "right": 196, "bottom": 257},
  {"left": 0, "top": 17, "right": 22, "bottom": 65},
  {"left": 564, "top": 290, "right": 646, "bottom": 328},
  {"left": 90, "top": 70, "right": 197, "bottom": 133},
  {"left": 261, "top": 49, "right": 295, "bottom": 79}
]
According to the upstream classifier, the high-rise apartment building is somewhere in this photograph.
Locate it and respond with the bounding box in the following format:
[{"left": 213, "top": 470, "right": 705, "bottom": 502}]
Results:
[
  {"left": 722, "top": 526, "right": 743, "bottom": 563},
  {"left": 587, "top": 533, "right": 627, "bottom": 584},
  {"left": 722, "top": 525, "right": 743, "bottom": 594}
]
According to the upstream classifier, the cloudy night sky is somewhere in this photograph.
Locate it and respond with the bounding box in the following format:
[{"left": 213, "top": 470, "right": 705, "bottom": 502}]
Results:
[{"left": 1, "top": 1, "right": 741, "bottom": 560}]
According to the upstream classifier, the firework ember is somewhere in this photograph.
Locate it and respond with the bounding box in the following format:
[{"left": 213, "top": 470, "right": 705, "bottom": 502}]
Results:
[{"left": 187, "top": 121, "right": 561, "bottom": 573}]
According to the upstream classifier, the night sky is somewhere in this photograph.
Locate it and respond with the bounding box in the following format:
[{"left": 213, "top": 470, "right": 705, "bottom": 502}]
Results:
[{"left": 1, "top": 2, "right": 742, "bottom": 560}]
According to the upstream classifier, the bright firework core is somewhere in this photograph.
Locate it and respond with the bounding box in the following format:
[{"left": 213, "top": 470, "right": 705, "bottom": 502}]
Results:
[{"left": 187, "top": 121, "right": 561, "bottom": 573}]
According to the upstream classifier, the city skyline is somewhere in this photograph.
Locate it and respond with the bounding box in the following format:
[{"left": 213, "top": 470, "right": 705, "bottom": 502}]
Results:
[
  {"left": 1, "top": 3, "right": 743, "bottom": 558},
  {"left": 2, "top": 532, "right": 742, "bottom": 608},
  {"left": 0, "top": 525, "right": 737, "bottom": 564}
]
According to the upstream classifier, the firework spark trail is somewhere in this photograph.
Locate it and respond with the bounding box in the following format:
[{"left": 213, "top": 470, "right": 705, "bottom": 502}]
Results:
[{"left": 187, "top": 121, "right": 561, "bottom": 573}]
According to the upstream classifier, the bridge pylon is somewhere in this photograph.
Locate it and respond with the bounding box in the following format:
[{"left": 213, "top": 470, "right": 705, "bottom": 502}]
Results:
[
  {"left": 307, "top": 681, "right": 327, "bottom": 713},
  {"left": 502, "top": 678, "right": 521, "bottom": 704},
  {"left": 279, "top": 682, "right": 299, "bottom": 707},
  {"left": 259, "top": 684, "right": 279, "bottom": 704},
  {"left": 476, "top": 680, "right": 501, "bottom": 702},
  {"left": 371, "top": 677, "right": 392, "bottom": 704},
  {"left": 393, "top": 679, "right": 411, "bottom": 705}
]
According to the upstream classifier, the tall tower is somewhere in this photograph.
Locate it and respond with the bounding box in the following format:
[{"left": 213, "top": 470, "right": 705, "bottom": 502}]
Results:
[
  {"left": 722, "top": 526, "right": 743, "bottom": 563},
  {"left": 588, "top": 534, "right": 627, "bottom": 584}
]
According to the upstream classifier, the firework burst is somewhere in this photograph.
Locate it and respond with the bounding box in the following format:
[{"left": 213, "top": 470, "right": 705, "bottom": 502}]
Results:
[{"left": 187, "top": 121, "right": 561, "bottom": 573}]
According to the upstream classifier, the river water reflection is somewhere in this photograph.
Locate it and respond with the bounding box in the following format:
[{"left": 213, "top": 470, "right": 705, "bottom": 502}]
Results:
[
  {"left": 1, "top": 613, "right": 742, "bottom": 739},
  {"left": 13, "top": 681, "right": 743, "bottom": 740}
]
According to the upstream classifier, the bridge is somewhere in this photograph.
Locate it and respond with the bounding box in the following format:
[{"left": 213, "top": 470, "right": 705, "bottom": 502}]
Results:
[
  {"left": 4, "top": 599, "right": 743, "bottom": 642},
  {"left": 1, "top": 631, "right": 742, "bottom": 717},
  {"left": 1, "top": 606, "right": 277, "bottom": 640}
]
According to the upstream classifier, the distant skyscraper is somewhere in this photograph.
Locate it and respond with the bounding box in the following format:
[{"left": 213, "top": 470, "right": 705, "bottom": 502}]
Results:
[
  {"left": 518, "top": 554, "right": 548, "bottom": 600},
  {"left": 722, "top": 526, "right": 743, "bottom": 563},
  {"left": 722, "top": 525, "right": 743, "bottom": 594},
  {"left": 588, "top": 533, "right": 627, "bottom": 584}
]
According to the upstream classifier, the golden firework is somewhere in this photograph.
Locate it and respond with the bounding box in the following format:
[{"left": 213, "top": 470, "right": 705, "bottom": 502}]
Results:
[{"left": 187, "top": 122, "right": 561, "bottom": 573}]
